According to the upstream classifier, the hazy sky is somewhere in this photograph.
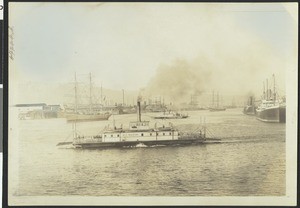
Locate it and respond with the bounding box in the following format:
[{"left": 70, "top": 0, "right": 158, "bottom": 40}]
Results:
[{"left": 9, "top": 3, "right": 297, "bottom": 97}]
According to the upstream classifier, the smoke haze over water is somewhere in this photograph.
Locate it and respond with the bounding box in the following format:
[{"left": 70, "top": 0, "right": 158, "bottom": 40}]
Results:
[
  {"left": 145, "top": 59, "right": 212, "bottom": 104},
  {"left": 144, "top": 43, "right": 286, "bottom": 105},
  {"left": 143, "top": 5, "right": 291, "bottom": 105}
]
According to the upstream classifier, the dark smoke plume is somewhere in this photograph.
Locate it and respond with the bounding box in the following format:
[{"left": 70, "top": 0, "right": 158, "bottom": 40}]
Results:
[{"left": 145, "top": 58, "right": 212, "bottom": 104}]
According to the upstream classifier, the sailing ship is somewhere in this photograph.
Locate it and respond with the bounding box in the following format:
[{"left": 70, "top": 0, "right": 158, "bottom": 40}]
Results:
[
  {"left": 65, "top": 73, "right": 111, "bottom": 122},
  {"left": 209, "top": 91, "right": 226, "bottom": 112},
  {"left": 256, "top": 74, "right": 286, "bottom": 123},
  {"left": 243, "top": 96, "right": 257, "bottom": 115},
  {"left": 58, "top": 100, "right": 219, "bottom": 149}
]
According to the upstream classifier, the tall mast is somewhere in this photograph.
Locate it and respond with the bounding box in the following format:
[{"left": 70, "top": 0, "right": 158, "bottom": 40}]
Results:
[
  {"left": 203, "top": 117, "right": 206, "bottom": 139},
  {"left": 266, "top": 79, "right": 269, "bottom": 100},
  {"left": 217, "top": 92, "right": 219, "bottom": 108},
  {"left": 89, "top": 72, "right": 92, "bottom": 113},
  {"left": 72, "top": 73, "right": 78, "bottom": 139},
  {"left": 101, "top": 82, "right": 103, "bottom": 106},
  {"left": 122, "top": 89, "right": 125, "bottom": 106},
  {"left": 137, "top": 100, "right": 141, "bottom": 122},
  {"left": 73, "top": 121, "right": 77, "bottom": 139},
  {"left": 273, "top": 74, "right": 276, "bottom": 102},
  {"left": 263, "top": 81, "right": 265, "bottom": 100},
  {"left": 74, "top": 72, "right": 78, "bottom": 113}
]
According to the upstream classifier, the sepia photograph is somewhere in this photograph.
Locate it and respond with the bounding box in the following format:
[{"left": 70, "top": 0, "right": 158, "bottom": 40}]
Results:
[{"left": 7, "top": 2, "right": 298, "bottom": 206}]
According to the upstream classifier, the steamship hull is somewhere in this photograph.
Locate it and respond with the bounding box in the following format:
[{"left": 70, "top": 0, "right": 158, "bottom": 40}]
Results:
[{"left": 256, "top": 105, "right": 285, "bottom": 123}]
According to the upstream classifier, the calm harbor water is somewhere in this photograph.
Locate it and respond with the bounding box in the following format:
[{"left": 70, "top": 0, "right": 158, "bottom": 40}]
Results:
[{"left": 12, "top": 108, "right": 285, "bottom": 196}]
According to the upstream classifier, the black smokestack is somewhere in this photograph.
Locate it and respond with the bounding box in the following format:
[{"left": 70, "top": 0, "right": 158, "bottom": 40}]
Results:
[{"left": 137, "top": 101, "right": 141, "bottom": 122}]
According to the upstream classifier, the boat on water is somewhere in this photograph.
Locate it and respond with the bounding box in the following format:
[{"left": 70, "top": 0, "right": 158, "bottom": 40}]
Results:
[
  {"left": 209, "top": 91, "right": 226, "bottom": 112},
  {"left": 256, "top": 75, "right": 286, "bottom": 123},
  {"left": 58, "top": 101, "right": 219, "bottom": 149},
  {"left": 256, "top": 100, "right": 286, "bottom": 123},
  {"left": 65, "top": 73, "right": 111, "bottom": 122},
  {"left": 154, "top": 111, "right": 189, "bottom": 119},
  {"left": 243, "top": 96, "right": 256, "bottom": 116}
]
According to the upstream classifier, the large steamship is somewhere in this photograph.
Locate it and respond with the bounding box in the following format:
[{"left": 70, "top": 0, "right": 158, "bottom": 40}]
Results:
[{"left": 256, "top": 75, "right": 286, "bottom": 123}]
